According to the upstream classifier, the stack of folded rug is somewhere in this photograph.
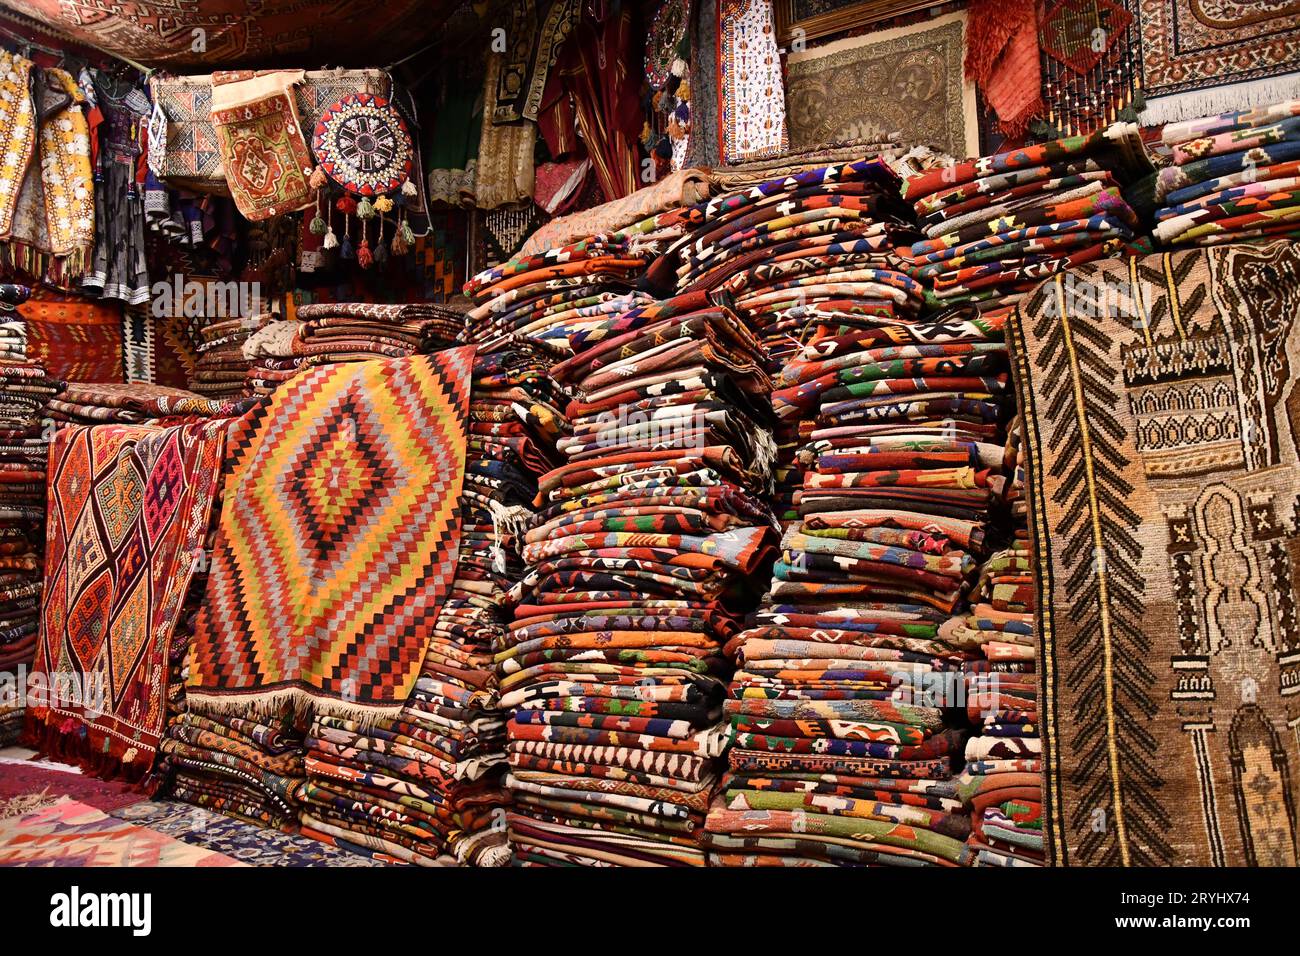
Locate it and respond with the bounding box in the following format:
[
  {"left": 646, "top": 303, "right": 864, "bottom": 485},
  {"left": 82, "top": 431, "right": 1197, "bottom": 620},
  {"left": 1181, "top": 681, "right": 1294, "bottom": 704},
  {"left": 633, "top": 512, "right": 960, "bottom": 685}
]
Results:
[
  {"left": 294, "top": 302, "right": 464, "bottom": 361},
  {"left": 648, "top": 159, "right": 926, "bottom": 534},
  {"left": 242, "top": 319, "right": 305, "bottom": 396},
  {"left": 667, "top": 159, "right": 923, "bottom": 367},
  {"left": 0, "top": 284, "right": 59, "bottom": 745},
  {"left": 44, "top": 382, "right": 247, "bottom": 425},
  {"left": 1153, "top": 100, "right": 1300, "bottom": 248},
  {"left": 0, "top": 285, "right": 30, "bottom": 362},
  {"left": 598, "top": 160, "right": 929, "bottom": 536},
  {"left": 954, "top": 415, "right": 1043, "bottom": 867},
  {"left": 242, "top": 303, "right": 466, "bottom": 396},
  {"left": 463, "top": 239, "right": 653, "bottom": 348},
  {"left": 155, "top": 712, "right": 307, "bottom": 830},
  {"left": 191, "top": 314, "right": 272, "bottom": 399},
  {"left": 901, "top": 126, "right": 1152, "bottom": 311},
  {"left": 701, "top": 303, "right": 1022, "bottom": 867},
  {"left": 490, "top": 290, "right": 778, "bottom": 866},
  {"left": 297, "top": 341, "right": 562, "bottom": 867}
]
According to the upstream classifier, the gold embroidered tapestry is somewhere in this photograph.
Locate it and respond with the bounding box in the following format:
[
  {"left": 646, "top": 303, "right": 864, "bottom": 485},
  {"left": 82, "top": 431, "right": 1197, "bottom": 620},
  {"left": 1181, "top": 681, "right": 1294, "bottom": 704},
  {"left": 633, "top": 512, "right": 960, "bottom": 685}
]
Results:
[{"left": 784, "top": 10, "right": 978, "bottom": 161}]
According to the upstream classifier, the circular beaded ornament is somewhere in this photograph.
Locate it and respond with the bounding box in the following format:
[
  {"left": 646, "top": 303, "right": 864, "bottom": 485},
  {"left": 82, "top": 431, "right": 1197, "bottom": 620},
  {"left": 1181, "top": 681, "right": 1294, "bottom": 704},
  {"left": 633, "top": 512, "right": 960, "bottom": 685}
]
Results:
[{"left": 312, "top": 93, "right": 413, "bottom": 197}]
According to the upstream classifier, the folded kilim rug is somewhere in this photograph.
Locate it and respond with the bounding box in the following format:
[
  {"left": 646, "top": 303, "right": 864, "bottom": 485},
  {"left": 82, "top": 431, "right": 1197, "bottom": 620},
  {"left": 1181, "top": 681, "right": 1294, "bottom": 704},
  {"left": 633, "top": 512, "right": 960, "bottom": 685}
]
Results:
[
  {"left": 1010, "top": 240, "right": 1300, "bottom": 867},
  {"left": 186, "top": 349, "right": 474, "bottom": 722}
]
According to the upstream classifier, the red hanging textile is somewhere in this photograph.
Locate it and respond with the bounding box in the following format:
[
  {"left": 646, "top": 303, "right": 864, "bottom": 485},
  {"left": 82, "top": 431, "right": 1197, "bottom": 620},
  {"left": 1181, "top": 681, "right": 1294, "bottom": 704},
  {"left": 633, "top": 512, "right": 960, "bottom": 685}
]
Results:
[
  {"left": 551, "top": 6, "right": 643, "bottom": 203},
  {"left": 965, "top": 0, "right": 1045, "bottom": 140}
]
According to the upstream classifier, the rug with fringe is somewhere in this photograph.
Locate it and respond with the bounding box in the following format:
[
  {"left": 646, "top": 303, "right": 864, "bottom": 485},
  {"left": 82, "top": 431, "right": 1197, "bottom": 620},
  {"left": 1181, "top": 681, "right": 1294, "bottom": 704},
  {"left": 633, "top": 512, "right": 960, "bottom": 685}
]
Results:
[
  {"left": 26, "top": 419, "right": 228, "bottom": 781},
  {"left": 185, "top": 350, "right": 473, "bottom": 723}
]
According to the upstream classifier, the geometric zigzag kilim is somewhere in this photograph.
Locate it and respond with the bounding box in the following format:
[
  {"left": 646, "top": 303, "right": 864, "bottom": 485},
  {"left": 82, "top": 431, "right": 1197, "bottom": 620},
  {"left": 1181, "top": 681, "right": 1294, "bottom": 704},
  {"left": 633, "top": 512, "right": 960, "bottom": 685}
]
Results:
[
  {"left": 1009, "top": 241, "right": 1300, "bottom": 867},
  {"left": 185, "top": 349, "right": 474, "bottom": 721},
  {"left": 26, "top": 419, "right": 229, "bottom": 780}
]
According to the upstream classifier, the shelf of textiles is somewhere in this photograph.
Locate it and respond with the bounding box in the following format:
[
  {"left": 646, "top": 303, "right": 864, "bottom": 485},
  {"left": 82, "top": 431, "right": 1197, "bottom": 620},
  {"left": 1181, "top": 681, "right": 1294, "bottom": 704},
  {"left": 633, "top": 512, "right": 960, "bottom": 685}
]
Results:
[
  {"left": 0, "top": 283, "right": 60, "bottom": 746},
  {"left": 1152, "top": 102, "right": 1300, "bottom": 248}
]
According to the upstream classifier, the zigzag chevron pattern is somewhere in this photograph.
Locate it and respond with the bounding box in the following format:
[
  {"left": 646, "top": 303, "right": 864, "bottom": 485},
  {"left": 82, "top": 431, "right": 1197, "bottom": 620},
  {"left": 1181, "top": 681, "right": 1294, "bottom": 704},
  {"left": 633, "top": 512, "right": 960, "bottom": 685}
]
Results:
[
  {"left": 1019, "top": 265, "right": 1173, "bottom": 866},
  {"left": 1016, "top": 242, "right": 1300, "bottom": 868},
  {"left": 185, "top": 349, "right": 474, "bottom": 720}
]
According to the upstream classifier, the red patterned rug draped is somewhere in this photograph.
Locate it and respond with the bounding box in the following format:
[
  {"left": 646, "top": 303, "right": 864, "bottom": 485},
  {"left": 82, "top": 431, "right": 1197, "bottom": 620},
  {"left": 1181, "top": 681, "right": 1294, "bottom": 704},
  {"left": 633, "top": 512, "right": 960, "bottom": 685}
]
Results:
[{"left": 25, "top": 419, "right": 229, "bottom": 780}]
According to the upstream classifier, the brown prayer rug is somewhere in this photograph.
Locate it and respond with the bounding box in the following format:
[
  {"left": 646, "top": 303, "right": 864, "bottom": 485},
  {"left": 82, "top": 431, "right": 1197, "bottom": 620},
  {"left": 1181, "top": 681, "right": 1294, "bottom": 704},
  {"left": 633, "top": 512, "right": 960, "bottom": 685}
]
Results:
[{"left": 1011, "top": 241, "right": 1300, "bottom": 866}]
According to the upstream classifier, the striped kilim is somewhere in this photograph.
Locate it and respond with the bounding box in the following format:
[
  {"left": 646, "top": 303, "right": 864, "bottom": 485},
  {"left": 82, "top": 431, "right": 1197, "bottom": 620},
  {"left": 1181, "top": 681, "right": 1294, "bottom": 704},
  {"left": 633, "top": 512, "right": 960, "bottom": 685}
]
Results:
[
  {"left": 185, "top": 349, "right": 475, "bottom": 721},
  {"left": 27, "top": 419, "right": 229, "bottom": 779}
]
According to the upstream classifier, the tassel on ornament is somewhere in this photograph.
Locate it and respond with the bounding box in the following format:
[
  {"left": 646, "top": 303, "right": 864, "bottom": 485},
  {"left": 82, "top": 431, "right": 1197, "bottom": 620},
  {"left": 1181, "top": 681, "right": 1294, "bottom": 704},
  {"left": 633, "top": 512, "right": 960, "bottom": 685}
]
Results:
[
  {"left": 377, "top": 211, "right": 389, "bottom": 258},
  {"left": 309, "top": 191, "right": 328, "bottom": 234},
  {"left": 322, "top": 224, "right": 338, "bottom": 249},
  {"left": 309, "top": 166, "right": 328, "bottom": 190},
  {"left": 340, "top": 215, "right": 354, "bottom": 260},
  {"left": 401, "top": 179, "right": 417, "bottom": 198},
  {"left": 390, "top": 214, "right": 410, "bottom": 256},
  {"left": 357, "top": 237, "right": 373, "bottom": 269},
  {"left": 336, "top": 195, "right": 358, "bottom": 216},
  {"left": 356, "top": 196, "right": 375, "bottom": 219},
  {"left": 374, "top": 195, "right": 394, "bottom": 214}
]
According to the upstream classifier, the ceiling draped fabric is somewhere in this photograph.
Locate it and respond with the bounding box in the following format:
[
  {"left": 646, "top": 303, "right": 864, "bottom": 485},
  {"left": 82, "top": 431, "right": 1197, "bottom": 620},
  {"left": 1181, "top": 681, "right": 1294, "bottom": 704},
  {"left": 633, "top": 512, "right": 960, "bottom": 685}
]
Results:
[{"left": 0, "top": 1, "right": 461, "bottom": 68}]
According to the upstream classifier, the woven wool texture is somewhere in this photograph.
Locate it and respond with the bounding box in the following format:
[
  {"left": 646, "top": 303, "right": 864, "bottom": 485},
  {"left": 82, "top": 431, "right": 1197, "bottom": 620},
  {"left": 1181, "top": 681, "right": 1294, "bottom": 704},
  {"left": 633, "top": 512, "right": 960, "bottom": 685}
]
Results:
[
  {"left": 1010, "top": 241, "right": 1300, "bottom": 866},
  {"left": 185, "top": 349, "right": 475, "bottom": 721}
]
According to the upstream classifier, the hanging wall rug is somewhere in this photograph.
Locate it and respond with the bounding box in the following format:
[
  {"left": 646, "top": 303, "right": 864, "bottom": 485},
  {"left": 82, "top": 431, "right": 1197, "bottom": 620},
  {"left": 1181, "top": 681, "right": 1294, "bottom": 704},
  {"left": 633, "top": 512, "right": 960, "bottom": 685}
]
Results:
[{"left": 185, "top": 349, "right": 475, "bottom": 722}]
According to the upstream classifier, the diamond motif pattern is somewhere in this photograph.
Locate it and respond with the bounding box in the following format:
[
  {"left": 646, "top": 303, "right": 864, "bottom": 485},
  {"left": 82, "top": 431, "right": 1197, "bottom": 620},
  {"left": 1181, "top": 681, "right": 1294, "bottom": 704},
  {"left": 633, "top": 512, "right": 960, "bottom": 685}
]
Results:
[
  {"left": 29, "top": 420, "right": 229, "bottom": 777},
  {"left": 186, "top": 350, "right": 473, "bottom": 718}
]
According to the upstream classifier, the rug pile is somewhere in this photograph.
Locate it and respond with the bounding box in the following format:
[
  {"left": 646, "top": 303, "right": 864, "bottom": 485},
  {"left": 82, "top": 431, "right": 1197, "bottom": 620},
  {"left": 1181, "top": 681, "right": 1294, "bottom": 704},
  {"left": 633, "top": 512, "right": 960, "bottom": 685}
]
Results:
[
  {"left": 0, "top": 284, "right": 60, "bottom": 745},
  {"left": 244, "top": 302, "right": 465, "bottom": 395},
  {"left": 463, "top": 239, "right": 652, "bottom": 346},
  {"left": 463, "top": 237, "right": 781, "bottom": 864},
  {"left": 191, "top": 313, "right": 274, "bottom": 400},
  {"left": 901, "top": 125, "right": 1152, "bottom": 310},
  {"left": 1153, "top": 100, "right": 1300, "bottom": 248},
  {"left": 43, "top": 382, "right": 247, "bottom": 425},
  {"left": 953, "top": 415, "right": 1044, "bottom": 865}
]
